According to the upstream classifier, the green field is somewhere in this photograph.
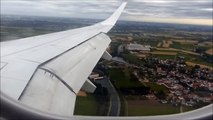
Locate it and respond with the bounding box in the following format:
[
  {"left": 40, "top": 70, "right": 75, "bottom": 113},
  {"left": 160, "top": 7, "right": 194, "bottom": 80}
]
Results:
[
  {"left": 189, "top": 58, "right": 213, "bottom": 67},
  {"left": 177, "top": 52, "right": 212, "bottom": 67},
  {"left": 122, "top": 53, "right": 144, "bottom": 65},
  {"left": 121, "top": 97, "right": 196, "bottom": 116},
  {"left": 182, "top": 106, "right": 196, "bottom": 112},
  {"left": 144, "top": 82, "right": 169, "bottom": 94},
  {"left": 171, "top": 42, "right": 195, "bottom": 51},
  {"left": 151, "top": 49, "right": 212, "bottom": 67},
  {"left": 119, "top": 95, "right": 128, "bottom": 116},
  {"left": 138, "top": 40, "right": 159, "bottom": 47},
  {"left": 109, "top": 69, "right": 144, "bottom": 88},
  {"left": 127, "top": 100, "right": 180, "bottom": 116},
  {"left": 74, "top": 94, "right": 98, "bottom": 116},
  {"left": 1, "top": 26, "right": 56, "bottom": 41},
  {"left": 152, "top": 54, "right": 176, "bottom": 60},
  {"left": 151, "top": 49, "right": 180, "bottom": 52}
]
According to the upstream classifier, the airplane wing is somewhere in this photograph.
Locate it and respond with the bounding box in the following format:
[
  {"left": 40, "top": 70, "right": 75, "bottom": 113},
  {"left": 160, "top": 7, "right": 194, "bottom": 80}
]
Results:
[{"left": 0, "top": 2, "right": 127, "bottom": 116}]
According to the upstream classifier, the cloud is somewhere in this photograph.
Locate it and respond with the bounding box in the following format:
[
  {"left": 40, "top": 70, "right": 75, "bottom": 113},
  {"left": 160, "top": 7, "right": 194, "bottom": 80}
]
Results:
[
  {"left": 122, "top": 15, "right": 213, "bottom": 26},
  {"left": 125, "top": 0, "right": 212, "bottom": 19},
  {"left": 1, "top": 0, "right": 212, "bottom": 25}
]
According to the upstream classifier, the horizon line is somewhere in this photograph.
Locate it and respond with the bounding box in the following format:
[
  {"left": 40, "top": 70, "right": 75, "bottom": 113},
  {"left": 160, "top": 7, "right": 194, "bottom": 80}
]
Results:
[{"left": 2, "top": 13, "right": 213, "bottom": 27}]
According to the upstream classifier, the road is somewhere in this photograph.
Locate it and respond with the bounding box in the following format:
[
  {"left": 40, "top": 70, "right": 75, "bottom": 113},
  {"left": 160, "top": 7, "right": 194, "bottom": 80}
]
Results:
[
  {"left": 180, "top": 105, "right": 183, "bottom": 113},
  {"left": 95, "top": 76, "right": 120, "bottom": 116}
]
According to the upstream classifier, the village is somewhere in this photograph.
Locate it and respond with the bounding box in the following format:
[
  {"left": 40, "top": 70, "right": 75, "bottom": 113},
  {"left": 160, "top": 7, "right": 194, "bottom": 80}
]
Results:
[{"left": 100, "top": 40, "right": 213, "bottom": 109}]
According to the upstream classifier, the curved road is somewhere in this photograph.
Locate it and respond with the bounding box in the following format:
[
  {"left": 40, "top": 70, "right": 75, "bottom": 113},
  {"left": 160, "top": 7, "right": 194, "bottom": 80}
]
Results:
[{"left": 95, "top": 75, "right": 120, "bottom": 116}]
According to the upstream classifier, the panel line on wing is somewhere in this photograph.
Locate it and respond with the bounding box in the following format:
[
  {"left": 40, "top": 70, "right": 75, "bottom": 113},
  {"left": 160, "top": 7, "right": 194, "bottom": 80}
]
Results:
[
  {"left": 39, "top": 67, "right": 76, "bottom": 95},
  {"left": 38, "top": 33, "right": 101, "bottom": 67},
  {"left": 18, "top": 58, "right": 42, "bottom": 64},
  {"left": 0, "top": 62, "right": 8, "bottom": 70}
]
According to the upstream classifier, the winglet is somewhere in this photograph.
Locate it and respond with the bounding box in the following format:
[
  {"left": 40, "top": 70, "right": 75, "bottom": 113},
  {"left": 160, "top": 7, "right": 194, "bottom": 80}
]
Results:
[{"left": 100, "top": 2, "right": 127, "bottom": 26}]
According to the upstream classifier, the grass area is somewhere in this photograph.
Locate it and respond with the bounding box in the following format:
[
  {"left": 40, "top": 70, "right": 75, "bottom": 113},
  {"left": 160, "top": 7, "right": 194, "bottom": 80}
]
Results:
[
  {"left": 109, "top": 69, "right": 144, "bottom": 88},
  {"left": 122, "top": 53, "right": 144, "bottom": 65},
  {"left": 171, "top": 42, "right": 195, "bottom": 51},
  {"left": 151, "top": 51, "right": 177, "bottom": 55},
  {"left": 119, "top": 94, "right": 128, "bottom": 116},
  {"left": 147, "top": 41, "right": 159, "bottom": 47},
  {"left": 139, "top": 40, "right": 159, "bottom": 47},
  {"left": 127, "top": 99, "right": 180, "bottom": 116},
  {"left": 153, "top": 50, "right": 212, "bottom": 67},
  {"left": 189, "top": 59, "right": 213, "bottom": 67},
  {"left": 153, "top": 48, "right": 199, "bottom": 56},
  {"left": 182, "top": 106, "right": 196, "bottom": 112},
  {"left": 177, "top": 52, "right": 212, "bottom": 67},
  {"left": 170, "top": 42, "right": 181, "bottom": 49},
  {"left": 205, "top": 48, "right": 213, "bottom": 55},
  {"left": 1, "top": 26, "right": 56, "bottom": 41},
  {"left": 74, "top": 94, "right": 98, "bottom": 116},
  {"left": 187, "top": 56, "right": 212, "bottom": 68},
  {"left": 144, "top": 82, "right": 169, "bottom": 94},
  {"left": 134, "top": 37, "right": 160, "bottom": 47},
  {"left": 186, "top": 62, "right": 213, "bottom": 70},
  {"left": 152, "top": 54, "right": 176, "bottom": 60},
  {"left": 151, "top": 49, "right": 179, "bottom": 53},
  {"left": 197, "top": 45, "right": 212, "bottom": 53}
]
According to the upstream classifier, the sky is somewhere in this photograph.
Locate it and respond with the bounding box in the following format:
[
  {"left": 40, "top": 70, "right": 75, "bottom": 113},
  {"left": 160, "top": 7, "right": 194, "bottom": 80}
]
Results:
[{"left": 1, "top": 0, "right": 213, "bottom": 26}]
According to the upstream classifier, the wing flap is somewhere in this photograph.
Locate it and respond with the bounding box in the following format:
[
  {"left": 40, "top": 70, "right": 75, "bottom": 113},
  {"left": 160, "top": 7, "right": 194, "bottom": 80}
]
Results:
[
  {"left": 19, "top": 69, "right": 76, "bottom": 116},
  {"left": 40, "top": 33, "right": 111, "bottom": 93},
  {"left": 0, "top": 59, "right": 39, "bottom": 99},
  {"left": 18, "top": 33, "right": 111, "bottom": 115}
]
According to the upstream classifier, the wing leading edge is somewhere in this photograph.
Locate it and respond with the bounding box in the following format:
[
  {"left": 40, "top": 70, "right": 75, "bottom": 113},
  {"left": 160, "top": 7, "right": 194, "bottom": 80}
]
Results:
[{"left": 0, "top": 2, "right": 127, "bottom": 116}]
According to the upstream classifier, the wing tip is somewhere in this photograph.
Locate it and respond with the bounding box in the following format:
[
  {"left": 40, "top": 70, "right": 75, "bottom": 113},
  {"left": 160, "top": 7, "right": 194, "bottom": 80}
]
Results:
[{"left": 100, "top": 2, "right": 127, "bottom": 26}]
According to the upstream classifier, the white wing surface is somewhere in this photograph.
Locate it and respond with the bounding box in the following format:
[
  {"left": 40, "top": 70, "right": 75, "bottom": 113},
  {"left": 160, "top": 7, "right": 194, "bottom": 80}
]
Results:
[{"left": 0, "top": 2, "right": 127, "bottom": 116}]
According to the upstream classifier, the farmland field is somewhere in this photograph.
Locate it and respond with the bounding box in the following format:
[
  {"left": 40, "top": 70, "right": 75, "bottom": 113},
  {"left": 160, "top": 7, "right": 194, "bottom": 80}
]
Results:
[
  {"left": 109, "top": 69, "right": 144, "bottom": 88},
  {"left": 127, "top": 99, "right": 180, "bottom": 116},
  {"left": 185, "top": 61, "right": 213, "bottom": 70},
  {"left": 206, "top": 48, "right": 213, "bottom": 55},
  {"left": 74, "top": 94, "right": 98, "bottom": 116},
  {"left": 151, "top": 51, "right": 177, "bottom": 55}
]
